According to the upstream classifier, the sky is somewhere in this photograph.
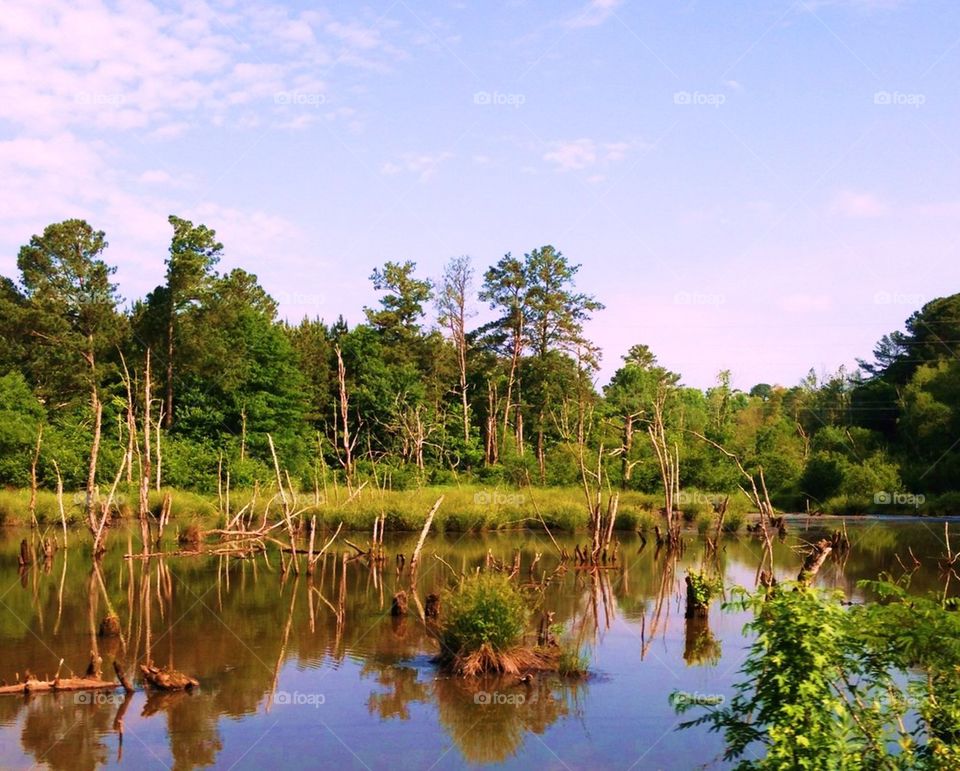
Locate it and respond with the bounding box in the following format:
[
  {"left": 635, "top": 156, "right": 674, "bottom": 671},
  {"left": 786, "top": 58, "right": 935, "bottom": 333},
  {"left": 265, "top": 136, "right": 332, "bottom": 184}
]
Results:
[{"left": 1, "top": 0, "right": 958, "bottom": 390}]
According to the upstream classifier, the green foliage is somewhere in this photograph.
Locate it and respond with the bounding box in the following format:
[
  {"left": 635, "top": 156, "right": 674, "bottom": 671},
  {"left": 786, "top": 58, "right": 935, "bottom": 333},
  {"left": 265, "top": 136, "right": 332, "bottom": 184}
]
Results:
[
  {"left": 678, "top": 580, "right": 960, "bottom": 769},
  {"left": 440, "top": 574, "right": 530, "bottom": 655},
  {"left": 685, "top": 571, "right": 721, "bottom": 606},
  {"left": 721, "top": 509, "right": 746, "bottom": 533},
  {"left": 0, "top": 371, "right": 44, "bottom": 486}
]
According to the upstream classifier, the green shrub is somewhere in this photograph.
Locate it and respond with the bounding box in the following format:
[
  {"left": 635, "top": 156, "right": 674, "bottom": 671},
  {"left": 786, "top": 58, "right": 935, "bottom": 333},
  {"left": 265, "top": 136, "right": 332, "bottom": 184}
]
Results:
[
  {"left": 441, "top": 574, "right": 530, "bottom": 655},
  {"left": 721, "top": 510, "right": 745, "bottom": 533},
  {"left": 695, "top": 511, "right": 714, "bottom": 536}
]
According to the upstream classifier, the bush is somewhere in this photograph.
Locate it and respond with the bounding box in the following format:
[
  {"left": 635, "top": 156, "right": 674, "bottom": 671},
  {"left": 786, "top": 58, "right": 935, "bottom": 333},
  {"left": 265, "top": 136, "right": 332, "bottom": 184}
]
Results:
[
  {"left": 441, "top": 574, "right": 530, "bottom": 655},
  {"left": 695, "top": 511, "right": 714, "bottom": 536},
  {"left": 721, "top": 510, "right": 745, "bottom": 533}
]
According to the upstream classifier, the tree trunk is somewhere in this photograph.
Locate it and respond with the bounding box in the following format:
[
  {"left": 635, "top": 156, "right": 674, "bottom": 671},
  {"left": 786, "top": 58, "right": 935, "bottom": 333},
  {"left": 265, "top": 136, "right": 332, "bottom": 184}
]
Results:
[
  {"left": 140, "top": 349, "right": 152, "bottom": 520},
  {"left": 537, "top": 423, "right": 546, "bottom": 484},
  {"left": 86, "top": 386, "right": 103, "bottom": 534},
  {"left": 621, "top": 414, "right": 634, "bottom": 489},
  {"left": 165, "top": 315, "right": 174, "bottom": 428}
]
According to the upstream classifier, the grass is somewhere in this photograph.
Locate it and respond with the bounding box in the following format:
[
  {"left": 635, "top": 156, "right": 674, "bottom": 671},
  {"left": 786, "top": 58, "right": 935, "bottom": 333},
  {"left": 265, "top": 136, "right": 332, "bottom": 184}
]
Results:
[
  {"left": 440, "top": 573, "right": 530, "bottom": 655},
  {"left": 436, "top": 572, "right": 586, "bottom": 677},
  {"left": 11, "top": 480, "right": 902, "bottom": 536}
]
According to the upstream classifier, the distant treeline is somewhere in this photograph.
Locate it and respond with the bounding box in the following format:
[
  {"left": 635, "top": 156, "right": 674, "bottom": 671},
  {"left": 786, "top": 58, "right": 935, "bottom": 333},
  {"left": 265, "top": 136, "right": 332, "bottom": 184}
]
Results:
[{"left": 0, "top": 216, "right": 958, "bottom": 515}]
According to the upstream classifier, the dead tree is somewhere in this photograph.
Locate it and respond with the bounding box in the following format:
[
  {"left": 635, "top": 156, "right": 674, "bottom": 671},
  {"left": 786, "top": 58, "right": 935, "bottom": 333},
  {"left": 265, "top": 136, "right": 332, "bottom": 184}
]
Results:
[{"left": 648, "top": 382, "right": 682, "bottom": 550}]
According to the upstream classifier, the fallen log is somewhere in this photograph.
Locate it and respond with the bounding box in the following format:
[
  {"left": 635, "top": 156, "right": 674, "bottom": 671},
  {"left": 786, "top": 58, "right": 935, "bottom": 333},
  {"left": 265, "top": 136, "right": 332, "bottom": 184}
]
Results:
[
  {"left": 0, "top": 673, "right": 119, "bottom": 696},
  {"left": 139, "top": 664, "right": 198, "bottom": 691}
]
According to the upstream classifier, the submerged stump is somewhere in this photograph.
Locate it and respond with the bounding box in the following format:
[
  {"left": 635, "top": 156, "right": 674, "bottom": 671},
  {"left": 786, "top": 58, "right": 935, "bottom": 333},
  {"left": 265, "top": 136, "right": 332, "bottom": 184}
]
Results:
[
  {"left": 390, "top": 590, "right": 408, "bottom": 617},
  {"left": 139, "top": 664, "right": 199, "bottom": 691}
]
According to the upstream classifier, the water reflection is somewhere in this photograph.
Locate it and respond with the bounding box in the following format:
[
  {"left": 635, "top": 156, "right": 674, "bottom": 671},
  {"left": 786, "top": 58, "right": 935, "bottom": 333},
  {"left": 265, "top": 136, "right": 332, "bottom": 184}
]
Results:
[{"left": 0, "top": 519, "right": 955, "bottom": 769}]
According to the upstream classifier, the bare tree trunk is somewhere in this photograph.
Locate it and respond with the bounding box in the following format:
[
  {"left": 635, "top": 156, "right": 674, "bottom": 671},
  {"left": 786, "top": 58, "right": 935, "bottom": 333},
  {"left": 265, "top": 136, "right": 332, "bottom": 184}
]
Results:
[
  {"left": 140, "top": 349, "right": 152, "bottom": 519},
  {"left": 621, "top": 414, "right": 634, "bottom": 489},
  {"left": 485, "top": 380, "right": 498, "bottom": 464},
  {"left": 335, "top": 345, "right": 354, "bottom": 479},
  {"left": 29, "top": 425, "right": 43, "bottom": 528},
  {"left": 155, "top": 408, "right": 163, "bottom": 491},
  {"left": 537, "top": 422, "right": 546, "bottom": 484},
  {"left": 86, "top": 386, "right": 103, "bottom": 533}
]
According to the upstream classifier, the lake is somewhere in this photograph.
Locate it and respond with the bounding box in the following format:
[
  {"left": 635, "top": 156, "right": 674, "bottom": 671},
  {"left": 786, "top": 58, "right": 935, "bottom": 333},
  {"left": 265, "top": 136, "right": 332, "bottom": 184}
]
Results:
[{"left": 0, "top": 517, "right": 954, "bottom": 770}]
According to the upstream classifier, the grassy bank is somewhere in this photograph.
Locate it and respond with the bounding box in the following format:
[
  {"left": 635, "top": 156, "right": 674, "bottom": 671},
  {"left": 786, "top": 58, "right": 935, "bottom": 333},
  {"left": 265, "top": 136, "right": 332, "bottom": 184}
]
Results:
[
  {"left": 6, "top": 483, "right": 950, "bottom": 535},
  {"left": 0, "top": 484, "right": 758, "bottom": 534}
]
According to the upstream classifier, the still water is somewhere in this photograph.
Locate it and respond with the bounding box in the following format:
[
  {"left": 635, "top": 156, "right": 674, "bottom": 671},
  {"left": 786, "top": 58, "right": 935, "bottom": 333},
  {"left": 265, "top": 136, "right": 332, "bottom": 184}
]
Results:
[{"left": 0, "top": 518, "right": 953, "bottom": 770}]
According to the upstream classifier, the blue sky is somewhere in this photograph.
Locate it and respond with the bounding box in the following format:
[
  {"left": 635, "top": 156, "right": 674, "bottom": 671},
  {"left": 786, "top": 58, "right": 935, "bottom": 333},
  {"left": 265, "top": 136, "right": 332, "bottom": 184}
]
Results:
[{"left": 1, "top": 0, "right": 958, "bottom": 388}]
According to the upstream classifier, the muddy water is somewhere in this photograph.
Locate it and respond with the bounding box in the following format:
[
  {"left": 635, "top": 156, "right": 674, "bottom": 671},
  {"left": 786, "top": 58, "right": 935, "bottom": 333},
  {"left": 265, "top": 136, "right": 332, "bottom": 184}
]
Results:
[{"left": 0, "top": 518, "right": 954, "bottom": 770}]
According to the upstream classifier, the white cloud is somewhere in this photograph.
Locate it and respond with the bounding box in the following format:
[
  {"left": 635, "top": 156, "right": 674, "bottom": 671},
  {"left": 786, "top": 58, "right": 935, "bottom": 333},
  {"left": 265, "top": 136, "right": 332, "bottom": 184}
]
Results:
[
  {"left": 829, "top": 190, "right": 890, "bottom": 218},
  {"left": 543, "top": 138, "right": 640, "bottom": 171},
  {"left": 563, "top": 0, "right": 624, "bottom": 29},
  {"left": 139, "top": 170, "right": 172, "bottom": 185},
  {"left": 381, "top": 151, "right": 454, "bottom": 181}
]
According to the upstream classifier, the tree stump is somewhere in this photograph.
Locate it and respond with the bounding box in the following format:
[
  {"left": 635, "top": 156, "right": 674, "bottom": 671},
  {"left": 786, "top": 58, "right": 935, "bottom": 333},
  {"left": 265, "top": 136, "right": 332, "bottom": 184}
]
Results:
[
  {"left": 139, "top": 664, "right": 198, "bottom": 691},
  {"left": 425, "top": 593, "right": 441, "bottom": 619},
  {"left": 17, "top": 539, "right": 32, "bottom": 567},
  {"left": 98, "top": 614, "right": 121, "bottom": 638},
  {"left": 390, "top": 590, "right": 408, "bottom": 617}
]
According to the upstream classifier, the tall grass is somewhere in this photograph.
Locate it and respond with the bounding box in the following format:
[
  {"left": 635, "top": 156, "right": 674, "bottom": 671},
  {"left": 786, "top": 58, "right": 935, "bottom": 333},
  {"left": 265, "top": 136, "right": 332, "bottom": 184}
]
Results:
[{"left": 0, "top": 482, "right": 762, "bottom": 534}]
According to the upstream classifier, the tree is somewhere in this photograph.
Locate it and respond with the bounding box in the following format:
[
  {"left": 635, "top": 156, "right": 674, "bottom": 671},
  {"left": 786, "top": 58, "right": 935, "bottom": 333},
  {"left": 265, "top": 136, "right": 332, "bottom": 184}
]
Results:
[
  {"left": 603, "top": 344, "right": 679, "bottom": 488},
  {"left": 162, "top": 215, "right": 222, "bottom": 428},
  {"left": 16, "top": 219, "right": 124, "bottom": 534},
  {"left": 364, "top": 260, "right": 432, "bottom": 348},
  {"left": 523, "top": 245, "right": 603, "bottom": 480},
  {"left": 437, "top": 256, "right": 474, "bottom": 444},
  {"left": 479, "top": 253, "right": 529, "bottom": 455}
]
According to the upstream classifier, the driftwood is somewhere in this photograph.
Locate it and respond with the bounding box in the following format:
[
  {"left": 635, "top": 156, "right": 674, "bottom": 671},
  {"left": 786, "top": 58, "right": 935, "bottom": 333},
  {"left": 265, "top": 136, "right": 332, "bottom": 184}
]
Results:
[
  {"left": 139, "top": 664, "right": 198, "bottom": 691},
  {"left": 0, "top": 657, "right": 122, "bottom": 697},
  {"left": 0, "top": 676, "right": 119, "bottom": 696},
  {"left": 798, "top": 539, "right": 833, "bottom": 584}
]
